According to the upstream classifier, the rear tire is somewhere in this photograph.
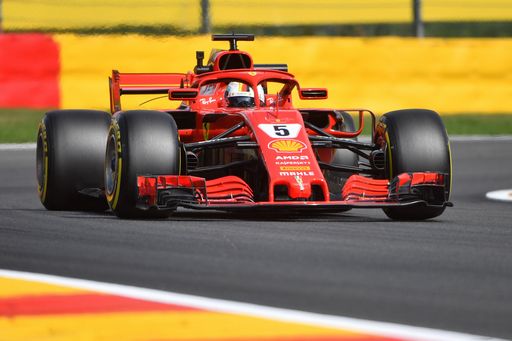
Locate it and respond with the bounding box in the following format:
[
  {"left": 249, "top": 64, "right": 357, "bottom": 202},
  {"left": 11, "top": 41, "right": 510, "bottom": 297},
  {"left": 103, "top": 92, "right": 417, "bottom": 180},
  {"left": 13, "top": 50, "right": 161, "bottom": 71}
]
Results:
[
  {"left": 36, "top": 110, "right": 110, "bottom": 210},
  {"left": 105, "top": 110, "right": 180, "bottom": 219},
  {"left": 376, "top": 109, "right": 451, "bottom": 220}
]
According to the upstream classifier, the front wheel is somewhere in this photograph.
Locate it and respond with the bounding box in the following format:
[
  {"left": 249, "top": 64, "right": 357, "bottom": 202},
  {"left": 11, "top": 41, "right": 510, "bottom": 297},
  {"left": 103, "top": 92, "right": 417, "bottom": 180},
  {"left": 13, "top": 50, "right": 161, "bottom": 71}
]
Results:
[
  {"left": 105, "top": 110, "right": 181, "bottom": 219},
  {"left": 376, "top": 109, "right": 451, "bottom": 220}
]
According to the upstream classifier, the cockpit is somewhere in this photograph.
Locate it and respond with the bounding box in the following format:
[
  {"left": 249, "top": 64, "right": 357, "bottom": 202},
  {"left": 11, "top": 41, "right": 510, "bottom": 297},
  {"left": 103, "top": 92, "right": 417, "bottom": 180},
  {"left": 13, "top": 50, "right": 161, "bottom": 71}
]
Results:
[{"left": 195, "top": 76, "right": 298, "bottom": 109}]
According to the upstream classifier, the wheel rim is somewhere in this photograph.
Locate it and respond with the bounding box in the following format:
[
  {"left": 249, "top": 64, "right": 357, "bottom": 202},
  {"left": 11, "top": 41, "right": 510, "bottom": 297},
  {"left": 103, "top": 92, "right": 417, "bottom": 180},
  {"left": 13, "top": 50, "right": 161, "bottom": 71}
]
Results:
[{"left": 105, "top": 134, "right": 118, "bottom": 197}]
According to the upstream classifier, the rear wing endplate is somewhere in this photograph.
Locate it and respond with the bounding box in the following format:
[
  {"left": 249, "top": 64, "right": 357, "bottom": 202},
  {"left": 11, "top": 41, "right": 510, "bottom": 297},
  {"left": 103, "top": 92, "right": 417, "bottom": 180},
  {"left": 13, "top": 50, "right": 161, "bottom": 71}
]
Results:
[{"left": 109, "top": 70, "right": 187, "bottom": 113}]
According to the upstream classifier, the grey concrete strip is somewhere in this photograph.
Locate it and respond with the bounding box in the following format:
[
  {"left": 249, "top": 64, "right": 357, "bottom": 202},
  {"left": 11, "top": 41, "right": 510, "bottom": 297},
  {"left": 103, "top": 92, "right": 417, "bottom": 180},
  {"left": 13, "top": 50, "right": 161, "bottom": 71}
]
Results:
[{"left": 449, "top": 135, "right": 512, "bottom": 142}]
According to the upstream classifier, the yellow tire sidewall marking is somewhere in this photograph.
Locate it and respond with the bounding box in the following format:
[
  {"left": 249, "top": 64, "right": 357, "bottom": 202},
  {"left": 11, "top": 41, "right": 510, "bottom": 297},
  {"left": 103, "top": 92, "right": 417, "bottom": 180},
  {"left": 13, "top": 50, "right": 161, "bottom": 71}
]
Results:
[
  {"left": 105, "top": 121, "right": 123, "bottom": 210},
  {"left": 111, "top": 158, "right": 123, "bottom": 210},
  {"left": 202, "top": 122, "right": 210, "bottom": 141},
  {"left": 37, "top": 122, "right": 49, "bottom": 203}
]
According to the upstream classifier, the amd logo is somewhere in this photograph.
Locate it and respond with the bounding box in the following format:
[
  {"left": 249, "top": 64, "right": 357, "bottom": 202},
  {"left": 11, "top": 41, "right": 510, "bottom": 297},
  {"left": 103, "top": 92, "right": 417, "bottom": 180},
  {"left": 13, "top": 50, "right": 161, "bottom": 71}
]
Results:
[{"left": 275, "top": 155, "right": 309, "bottom": 160}]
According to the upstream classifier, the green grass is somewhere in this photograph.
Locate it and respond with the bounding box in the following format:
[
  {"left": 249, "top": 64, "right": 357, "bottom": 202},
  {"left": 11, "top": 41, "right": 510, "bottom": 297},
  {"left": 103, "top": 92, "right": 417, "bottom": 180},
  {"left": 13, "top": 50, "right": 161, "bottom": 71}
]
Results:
[
  {"left": 1, "top": 109, "right": 512, "bottom": 143},
  {"left": 443, "top": 114, "right": 512, "bottom": 135},
  {"left": 0, "top": 109, "right": 48, "bottom": 143},
  {"left": 357, "top": 113, "right": 512, "bottom": 136}
]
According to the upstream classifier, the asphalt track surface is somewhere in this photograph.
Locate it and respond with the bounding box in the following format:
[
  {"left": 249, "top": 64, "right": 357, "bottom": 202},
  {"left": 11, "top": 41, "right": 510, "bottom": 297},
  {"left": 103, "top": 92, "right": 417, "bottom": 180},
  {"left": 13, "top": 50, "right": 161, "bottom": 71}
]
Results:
[{"left": 1, "top": 139, "right": 511, "bottom": 339}]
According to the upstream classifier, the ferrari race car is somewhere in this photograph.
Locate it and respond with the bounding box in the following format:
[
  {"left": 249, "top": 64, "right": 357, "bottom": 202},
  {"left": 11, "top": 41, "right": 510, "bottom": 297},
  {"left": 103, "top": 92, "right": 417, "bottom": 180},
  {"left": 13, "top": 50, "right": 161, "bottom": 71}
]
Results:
[{"left": 37, "top": 34, "right": 452, "bottom": 220}]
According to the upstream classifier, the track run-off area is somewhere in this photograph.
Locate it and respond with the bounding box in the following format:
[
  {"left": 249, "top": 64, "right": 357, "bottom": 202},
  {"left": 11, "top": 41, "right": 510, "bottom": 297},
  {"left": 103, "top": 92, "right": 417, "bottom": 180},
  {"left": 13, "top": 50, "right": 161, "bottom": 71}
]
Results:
[{"left": 1, "top": 137, "right": 511, "bottom": 340}]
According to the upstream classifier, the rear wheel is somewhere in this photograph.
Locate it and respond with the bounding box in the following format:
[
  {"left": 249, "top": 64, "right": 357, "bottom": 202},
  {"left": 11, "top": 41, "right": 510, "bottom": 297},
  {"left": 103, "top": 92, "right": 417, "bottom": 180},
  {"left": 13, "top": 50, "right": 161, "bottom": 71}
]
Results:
[
  {"left": 377, "top": 109, "right": 451, "bottom": 220},
  {"left": 37, "top": 110, "right": 110, "bottom": 210},
  {"left": 105, "top": 110, "right": 180, "bottom": 218}
]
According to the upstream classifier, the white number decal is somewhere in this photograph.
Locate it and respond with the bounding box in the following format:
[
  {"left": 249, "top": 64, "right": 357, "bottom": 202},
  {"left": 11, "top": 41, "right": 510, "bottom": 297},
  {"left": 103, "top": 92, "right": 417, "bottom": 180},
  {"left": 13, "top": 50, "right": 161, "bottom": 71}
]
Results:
[{"left": 258, "top": 124, "right": 301, "bottom": 138}]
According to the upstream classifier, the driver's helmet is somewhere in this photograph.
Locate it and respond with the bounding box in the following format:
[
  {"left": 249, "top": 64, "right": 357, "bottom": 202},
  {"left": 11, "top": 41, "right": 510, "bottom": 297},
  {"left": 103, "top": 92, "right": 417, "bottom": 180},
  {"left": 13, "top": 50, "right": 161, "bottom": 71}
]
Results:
[{"left": 225, "top": 82, "right": 255, "bottom": 108}]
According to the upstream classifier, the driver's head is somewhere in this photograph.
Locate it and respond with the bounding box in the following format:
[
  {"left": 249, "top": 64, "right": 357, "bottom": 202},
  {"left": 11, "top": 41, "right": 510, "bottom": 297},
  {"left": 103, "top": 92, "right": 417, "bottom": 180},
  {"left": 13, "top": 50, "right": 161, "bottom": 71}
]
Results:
[{"left": 225, "top": 82, "right": 255, "bottom": 108}]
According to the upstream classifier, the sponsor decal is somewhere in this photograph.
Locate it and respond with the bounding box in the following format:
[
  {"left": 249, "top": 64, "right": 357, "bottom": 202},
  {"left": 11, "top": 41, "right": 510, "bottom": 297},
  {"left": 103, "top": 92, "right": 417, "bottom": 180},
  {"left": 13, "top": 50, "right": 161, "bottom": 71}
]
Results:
[
  {"left": 258, "top": 124, "right": 301, "bottom": 138},
  {"left": 199, "top": 97, "right": 216, "bottom": 105},
  {"left": 280, "top": 166, "right": 311, "bottom": 171},
  {"left": 276, "top": 161, "right": 310, "bottom": 166},
  {"left": 269, "top": 139, "right": 306, "bottom": 153},
  {"left": 279, "top": 171, "right": 315, "bottom": 176},
  {"left": 276, "top": 155, "right": 309, "bottom": 160}
]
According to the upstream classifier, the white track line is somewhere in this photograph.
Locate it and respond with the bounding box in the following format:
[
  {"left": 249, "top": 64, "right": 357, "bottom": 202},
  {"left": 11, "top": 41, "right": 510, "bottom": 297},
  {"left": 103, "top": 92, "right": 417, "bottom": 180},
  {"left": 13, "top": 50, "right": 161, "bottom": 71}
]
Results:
[
  {"left": 0, "top": 269, "right": 502, "bottom": 341},
  {"left": 0, "top": 143, "right": 36, "bottom": 150},
  {"left": 486, "top": 189, "right": 512, "bottom": 202}
]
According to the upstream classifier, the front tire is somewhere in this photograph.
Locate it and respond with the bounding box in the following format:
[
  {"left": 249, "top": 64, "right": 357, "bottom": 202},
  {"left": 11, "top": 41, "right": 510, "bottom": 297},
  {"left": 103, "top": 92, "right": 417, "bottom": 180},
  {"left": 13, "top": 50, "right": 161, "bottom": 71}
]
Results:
[
  {"left": 376, "top": 109, "right": 451, "bottom": 220},
  {"left": 36, "top": 110, "right": 110, "bottom": 211},
  {"left": 105, "top": 110, "right": 180, "bottom": 218}
]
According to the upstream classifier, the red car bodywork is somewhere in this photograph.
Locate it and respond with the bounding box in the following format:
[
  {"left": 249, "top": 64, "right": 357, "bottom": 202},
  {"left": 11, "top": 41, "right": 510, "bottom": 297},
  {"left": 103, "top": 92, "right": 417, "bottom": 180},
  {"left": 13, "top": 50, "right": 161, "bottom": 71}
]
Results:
[{"left": 108, "top": 35, "right": 450, "bottom": 213}]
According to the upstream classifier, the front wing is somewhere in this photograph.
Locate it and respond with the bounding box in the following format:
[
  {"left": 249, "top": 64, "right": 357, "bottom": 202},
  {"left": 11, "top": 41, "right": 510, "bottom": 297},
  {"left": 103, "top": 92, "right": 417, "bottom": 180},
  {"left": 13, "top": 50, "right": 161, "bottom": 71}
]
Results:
[{"left": 135, "top": 173, "right": 452, "bottom": 213}]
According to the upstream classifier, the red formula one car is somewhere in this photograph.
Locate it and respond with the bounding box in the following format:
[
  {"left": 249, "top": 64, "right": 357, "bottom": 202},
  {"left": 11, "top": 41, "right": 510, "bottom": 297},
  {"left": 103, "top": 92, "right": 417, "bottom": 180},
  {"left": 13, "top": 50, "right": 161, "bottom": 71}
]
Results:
[{"left": 37, "top": 34, "right": 452, "bottom": 220}]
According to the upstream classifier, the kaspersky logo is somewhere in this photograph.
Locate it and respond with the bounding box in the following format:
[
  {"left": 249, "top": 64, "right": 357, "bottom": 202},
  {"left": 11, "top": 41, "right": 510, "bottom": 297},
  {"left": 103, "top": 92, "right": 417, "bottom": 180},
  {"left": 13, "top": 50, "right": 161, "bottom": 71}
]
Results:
[{"left": 268, "top": 139, "right": 306, "bottom": 153}]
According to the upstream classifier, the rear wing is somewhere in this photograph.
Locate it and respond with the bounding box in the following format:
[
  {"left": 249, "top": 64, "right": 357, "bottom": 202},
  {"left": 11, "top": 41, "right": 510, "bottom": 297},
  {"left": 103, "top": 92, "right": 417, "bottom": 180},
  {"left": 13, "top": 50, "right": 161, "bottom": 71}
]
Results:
[{"left": 109, "top": 70, "right": 187, "bottom": 113}]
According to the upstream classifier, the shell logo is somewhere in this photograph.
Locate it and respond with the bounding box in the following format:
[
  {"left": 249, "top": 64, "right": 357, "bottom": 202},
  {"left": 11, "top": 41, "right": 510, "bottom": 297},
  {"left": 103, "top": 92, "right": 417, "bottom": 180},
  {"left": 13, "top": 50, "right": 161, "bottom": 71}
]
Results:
[{"left": 269, "top": 139, "right": 306, "bottom": 153}]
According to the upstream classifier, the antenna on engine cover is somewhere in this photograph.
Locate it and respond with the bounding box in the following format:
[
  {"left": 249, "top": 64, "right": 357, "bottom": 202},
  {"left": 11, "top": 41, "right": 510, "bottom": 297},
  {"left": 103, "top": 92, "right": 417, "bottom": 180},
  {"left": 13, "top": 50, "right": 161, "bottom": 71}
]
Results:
[{"left": 212, "top": 33, "right": 255, "bottom": 51}]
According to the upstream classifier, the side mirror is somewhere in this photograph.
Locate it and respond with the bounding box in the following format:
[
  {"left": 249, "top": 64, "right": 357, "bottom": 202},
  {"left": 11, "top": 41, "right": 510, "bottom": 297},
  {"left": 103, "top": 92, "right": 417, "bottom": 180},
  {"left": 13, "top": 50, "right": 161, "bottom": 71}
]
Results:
[
  {"left": 299, "top": 88, "right": 328, "bottom": 100},
  {"left": 169, "top": 88, "right": 198, "bottom": 100}
]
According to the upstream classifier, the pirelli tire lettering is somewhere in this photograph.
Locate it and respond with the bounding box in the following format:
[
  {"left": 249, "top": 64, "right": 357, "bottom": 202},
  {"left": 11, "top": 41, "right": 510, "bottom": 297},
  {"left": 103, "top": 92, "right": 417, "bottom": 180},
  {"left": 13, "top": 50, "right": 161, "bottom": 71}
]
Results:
[
  {"left": 36, "top": 122, "right": 49, "bottom": 202},
  {"left": 105, "top": 119, "right": 123, "bottom": 211}
]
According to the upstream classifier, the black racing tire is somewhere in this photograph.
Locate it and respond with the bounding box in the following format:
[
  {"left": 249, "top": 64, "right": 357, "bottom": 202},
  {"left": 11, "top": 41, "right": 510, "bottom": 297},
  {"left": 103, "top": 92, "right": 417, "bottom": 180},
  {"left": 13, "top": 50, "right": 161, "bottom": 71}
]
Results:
[
  {"left": 105, "top": 110, "right": 180, "bottom": 219},
  {"left": 377, "top": 109, "right": 451, "bottom": 220},
  {"left": 36, "top": 110, "right": 111, "bottom": 211},
  {"left": 325, "top": 111, "right": 359, "bottom": 202}
]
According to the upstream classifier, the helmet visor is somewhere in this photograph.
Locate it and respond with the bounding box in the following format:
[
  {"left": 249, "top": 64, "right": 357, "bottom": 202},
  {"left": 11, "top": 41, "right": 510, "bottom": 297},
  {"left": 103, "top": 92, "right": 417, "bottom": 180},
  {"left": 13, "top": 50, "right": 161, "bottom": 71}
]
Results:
[{"left": 228, "top": 96, "right": 255, "bottom": 108}]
